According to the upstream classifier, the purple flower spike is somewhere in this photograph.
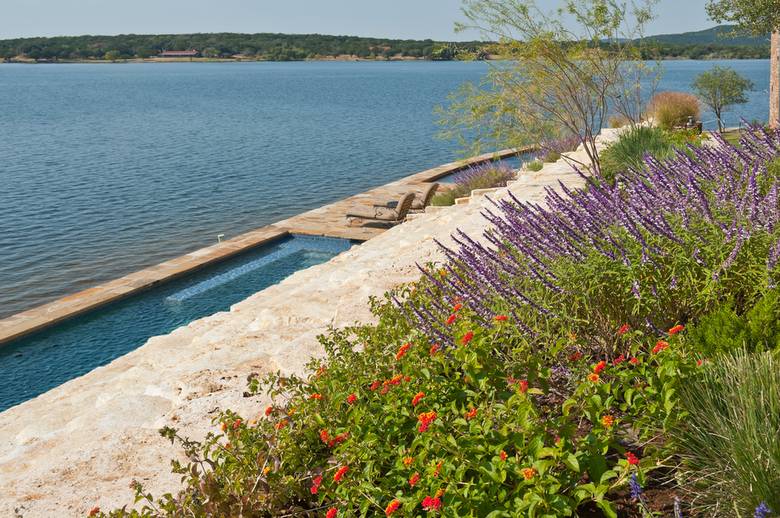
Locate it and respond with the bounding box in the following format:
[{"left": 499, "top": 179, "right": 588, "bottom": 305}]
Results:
[{"left": 755, "top": 502, "right": 772, "bottom": 518}]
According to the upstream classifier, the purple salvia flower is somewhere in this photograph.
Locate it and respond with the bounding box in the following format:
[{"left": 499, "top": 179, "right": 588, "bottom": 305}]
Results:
[
  {"left": 754, "top": 502, "right": 772, "bottom": 518},
  {"left": 674, "top": 497, "right": 683, "bottom": 518},
  {"left": 629, "top": 473, "right": 643, "bottom": 500}
]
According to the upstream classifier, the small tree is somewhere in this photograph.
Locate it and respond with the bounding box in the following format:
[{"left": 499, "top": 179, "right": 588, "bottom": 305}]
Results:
[
  {"left": 437, "top": 0, "right": 660, "bottom": 174},
  {"left": 103, "top": 50, "right": 121, "bottom": 62},
  {"left": 706, "top": 0, "right": 780, "bottom": 128},
  {"left": 693, "top": 66, "right": 754, "bottom": 132}
]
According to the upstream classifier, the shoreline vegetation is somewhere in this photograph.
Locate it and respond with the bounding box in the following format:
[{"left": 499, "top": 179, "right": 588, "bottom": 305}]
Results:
[{"left": 0, "top": 25, "right": 772, "bottom": 64}]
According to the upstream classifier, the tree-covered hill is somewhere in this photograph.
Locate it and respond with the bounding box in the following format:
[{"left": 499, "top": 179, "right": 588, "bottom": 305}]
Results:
[
  {"left": 646, "top": 24, "right": 768, "bottom": 47},
  {"left": 638, "top": 24, "right": 770, "bottom": 59},
  {"left": 0, "top": 26, "right": 771, "bottom": 62},
  {"left": 0, "top": 33, "right": 487, "bottom": 61}
]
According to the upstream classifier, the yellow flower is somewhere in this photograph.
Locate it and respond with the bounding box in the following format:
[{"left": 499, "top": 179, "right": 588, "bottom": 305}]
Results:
[
  {"left": 262, "top": 466, "right": 271, "bottom": 475},
  {"left": 601, "top": 415, "right": 614, "bottom": 428},
  {"left": 521, "top": 467, "right": 536, "bottom": 480}
]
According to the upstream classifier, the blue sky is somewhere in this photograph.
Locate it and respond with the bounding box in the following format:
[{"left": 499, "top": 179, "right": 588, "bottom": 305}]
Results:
[{"left": 3, "top": 0, "right": 714, "bottom": 40}]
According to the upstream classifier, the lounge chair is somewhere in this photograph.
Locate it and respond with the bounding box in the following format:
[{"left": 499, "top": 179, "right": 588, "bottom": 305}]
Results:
[
  {"left": 385, "top": 183, "right": 439, "bottom": 212},
  {"left": 346, "top": 192, "right": 416, "bottom": 227},
  {"left": 411, "top": 182, "right": 439, "bottom": 211}
]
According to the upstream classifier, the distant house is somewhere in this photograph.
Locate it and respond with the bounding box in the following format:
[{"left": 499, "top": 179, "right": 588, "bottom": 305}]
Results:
[{"left": 159, "top": 49, "right": 199, "bottom": 58}]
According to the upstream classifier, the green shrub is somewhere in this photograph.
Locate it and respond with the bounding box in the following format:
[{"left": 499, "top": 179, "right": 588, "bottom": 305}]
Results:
[
  {"left": 598, "top": 127, "right": 703, "bottom": 184},
  {"left": 686, "top": 292, "right": 780, "bottom": 356},
  {"left": 599, "top": 127, "right": 674, "bottom": 183},
  {"left": 763, "top": 157, "right": 780, "bottom": 195},
  {"left": 543, "top": 151, "right": 561, "bottom": 163},
  {"left": 527, "top": 159, "right": 543, "bottom": 172},
  {"left": 674, "top": 351, "right": 780, "bottom": 516},
  {"left": 647, "top": 91, "right": 700, "bottom": 130}
]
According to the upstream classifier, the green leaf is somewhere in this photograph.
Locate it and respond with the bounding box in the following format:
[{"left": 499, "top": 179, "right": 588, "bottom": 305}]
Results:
[
  {"left": 599, "top": 469, "right": 618, "bottom": 485},
  {"left": 563, "top": 453, "right": 580, "bottom": 473},
  {"left": 596, "top": 499, "right": 618, "bottom": 518}
]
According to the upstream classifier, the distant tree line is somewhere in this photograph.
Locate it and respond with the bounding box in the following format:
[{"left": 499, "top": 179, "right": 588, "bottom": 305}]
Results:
[
  {"left": 0, "top": 33, "right": 488, "bottom": 61},
  {"left": 0, "top": 33, "right": 769, "bottom": 62},
  {"left": 639, "top": 43, "right": 769, "bottom": 59}
]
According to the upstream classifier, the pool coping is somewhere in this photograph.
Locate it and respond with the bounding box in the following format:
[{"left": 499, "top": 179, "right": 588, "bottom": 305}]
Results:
[{"left": 0, "top": 146, "right": 532, "bottom": 346}]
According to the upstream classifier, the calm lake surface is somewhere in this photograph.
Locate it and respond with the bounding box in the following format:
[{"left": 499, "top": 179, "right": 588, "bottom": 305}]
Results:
[{"left": 0, "top": 60, "right": 770, "bottom": 319}]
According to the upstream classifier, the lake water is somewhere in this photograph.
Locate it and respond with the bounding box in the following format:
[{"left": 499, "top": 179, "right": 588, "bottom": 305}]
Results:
[{"left": 0, "top": 60, "right": 770, "bottom": 319}]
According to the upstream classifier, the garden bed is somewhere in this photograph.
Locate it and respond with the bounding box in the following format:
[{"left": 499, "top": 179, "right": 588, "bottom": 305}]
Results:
[{"left": 102, "top": 126, "right": 779, "bottom": 517}]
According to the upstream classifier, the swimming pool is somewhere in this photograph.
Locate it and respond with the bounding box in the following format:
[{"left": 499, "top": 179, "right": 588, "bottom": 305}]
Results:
[
  {"left": 436, "top": 152, "right": 539, "bottom": 184},
  {"left": 0, "top": 235, "right": 352, "bottom": 412}
]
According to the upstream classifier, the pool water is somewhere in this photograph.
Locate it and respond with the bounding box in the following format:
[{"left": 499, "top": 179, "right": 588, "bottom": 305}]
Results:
[
  {"left": 0, "top": 235, "right": 352, "bottom": 412},
  {"left": 436, "top": 152, "right": 539, "bottom": 184}
]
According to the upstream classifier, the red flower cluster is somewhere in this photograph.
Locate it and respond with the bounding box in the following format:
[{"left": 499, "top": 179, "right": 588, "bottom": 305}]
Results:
[
  {"left": 626, "top": 452, "right": 640, "bottom": 466},
  {"left": 346, "top": 393, "right": 357, "bottom": 405},
  {"left": 418, "top": 411, "right": 437, "bottom": 432},
  {"left": 429, "top": 343, "right": 441, "bottom": 355},
  {"left": 452, "top": 303, "right": 463, "bottom": 312},
  {"left": 396, "top": 342, "right": 412, "bottom": 360},
  {"left": 264, "top": 405, "right": 274, "bottom": 416},
  {"left": 465, "top": 407, "right": 478, "bottom": 420},
  {"left": 409, "top": 472, "right": 421, "bottom": 487},
  {"left": 433, "top": 461, "right": 443, "bottom": 477},
  {"left": 629, "top": 357, "right": 640, "bottom": 365},
  {"left": 411, "top": 392, "right": 425, "bottom": 407},
  {"left": 499, "top": 450, "right": 508, "bottom": 461},
  {"left": 333, "top": 465, "right": 349, "bottom": 483},
  {"left": 326, "top": 508, "right": 338, "bottom": 518},
  {"left": 309, "top": 393, "right": 323, "bottom": 400},
  {"left": 403, "top": 456, "right": 414, "bottom": 467},
  {"left": 275, "top": 419, "right": 288, "bottom": 430},
  {"left": 88, "top": 507, "right": 100, "bottom": 517},
  {"left": 385, "top": 500, "right": 401, "bottom": 516},
  {"left": 369, "top": 380, "right": 381, "bottom": 391},
  {"left": 613, "top": 354, "right": 625, "bottom": 366},
  {"left": 618, "top": 323, "right": 630, "bottom": 335},
  {"left": 319, "top": 429, "right": 330, "bottom": 444},
  {"left": 310, "top": 475, "right": 323, "bottom": 494},
  {"left": 593, "top": 360, "right": 607, "bottom": 374},
  {"left": 518, "top": 380, "right": 529, "bottom": 393},
  {"left": 461, "top": 331, "right": 474, "bottom": 346},
  {"left": 568, "top": 351, "right": 582, "bottom": 362},
  {"left": 668, "top": 324, "right": 685, "bottom": 335},
  {"left": 494, "top": 314, "right": 508, "bottom": 322},
  {"left": 421, "top": 496, "right": 443, "bottom": 511},
  {"left": 329, "top": 432, "right": 349, "bottom": 448},
  {"left": 446, "top": 314, "right": 457, "bottom": 326},
  {"left": 652, "top": 340, "right": 669, "bottom": 354}
]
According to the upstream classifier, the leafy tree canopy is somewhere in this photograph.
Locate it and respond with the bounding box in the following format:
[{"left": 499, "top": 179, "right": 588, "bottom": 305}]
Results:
[
  {"left": 693, "top": 65, "right": 754, "bottom": 131},
  {"left": 706, "top": 0, "right": 780, "bottom": 34}
]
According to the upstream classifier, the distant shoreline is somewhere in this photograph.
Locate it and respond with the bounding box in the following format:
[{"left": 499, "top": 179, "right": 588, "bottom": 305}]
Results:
[
  {"left": 1, "top": 55, "right": 769, "bottom": 65},
  {"left": 1, "top": 56, "right": 439, "bottom": 64}
]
